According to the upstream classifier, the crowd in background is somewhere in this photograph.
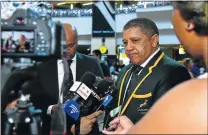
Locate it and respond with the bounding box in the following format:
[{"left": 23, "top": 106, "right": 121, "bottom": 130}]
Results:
[{"left": 182, "top": 58, "right": 206, "bottom": 78}]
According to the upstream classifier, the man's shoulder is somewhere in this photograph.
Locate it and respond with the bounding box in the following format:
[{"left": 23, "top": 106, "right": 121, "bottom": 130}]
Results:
[
  {"left": 160, "top": 55, "right": 186, "bottom": 69},
  {"left": 77, "top": 53, "right": 97, "bottom": 61}
]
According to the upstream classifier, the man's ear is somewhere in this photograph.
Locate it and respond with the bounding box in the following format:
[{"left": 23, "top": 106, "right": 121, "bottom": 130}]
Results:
[
  {"left": 151, "top": 34, "right": 159, "bottom": 47},
  {"left": 186, "top": 21, "right": 195, "bottom": 31}
]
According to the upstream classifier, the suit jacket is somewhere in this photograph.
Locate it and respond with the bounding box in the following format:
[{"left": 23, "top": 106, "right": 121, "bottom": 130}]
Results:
[
  {"left": 115, "top": 50, "right": 191, "bottom": 124},
  {"left": 4, "top": 39, "right": 16, "bottom": 48},
  {"left": 1, "top": 53, "right": 104, "bottom": 134}
]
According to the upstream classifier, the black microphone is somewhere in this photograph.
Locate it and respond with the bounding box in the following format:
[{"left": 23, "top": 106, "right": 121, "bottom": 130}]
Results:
[
  {"left": 63, "top": 72, "right": 97, "bottom": 120},
  {"left": 95, "top": 79, "right": 116, "bottom": 111},
  {"left": 94, "top": 79, "right": 117, "bottom": 132},
  {"left": 62, "top": 72, "right": 99, "bottom": 135}
]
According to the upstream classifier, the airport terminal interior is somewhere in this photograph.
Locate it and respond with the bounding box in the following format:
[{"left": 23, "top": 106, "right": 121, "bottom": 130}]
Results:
[{"left": 1, "top": 1, "right": 207, "bottom": 135}]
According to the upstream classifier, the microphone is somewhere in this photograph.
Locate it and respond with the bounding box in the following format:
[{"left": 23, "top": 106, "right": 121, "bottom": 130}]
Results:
[
  {"left": 63, "top": 72, "right": 97, "bottom": 120},
  {"left": 95, "top": 80, "right": 116, "bottom": 111},
  {"left": 94, "top": 79, "right": 117, "bottom": 131},
  {"left": 62, "top": 72, "right": 100, "bottom": 135}
]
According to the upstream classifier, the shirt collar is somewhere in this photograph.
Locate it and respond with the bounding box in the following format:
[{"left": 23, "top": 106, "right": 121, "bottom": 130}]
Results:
[
  {"left": 140, "top": 48, "right": 160, "bottom": 68},
  {"left": 71, "top": 53, "right": 77, "bottom": 63},
  {"left": 58, "top": 53, "right": 77, "bottom": 64}
]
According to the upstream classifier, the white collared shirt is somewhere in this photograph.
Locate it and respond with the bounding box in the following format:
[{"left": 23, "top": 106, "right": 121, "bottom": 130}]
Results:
[
  {"left": 47, "top": 54, "right": 77, "bottom": 114},
  {"left": 121, "top": 48, "right": 161, "bottom": 113},
  {"left": 140, "top": 48, "right": 160, "bottom": 68}
]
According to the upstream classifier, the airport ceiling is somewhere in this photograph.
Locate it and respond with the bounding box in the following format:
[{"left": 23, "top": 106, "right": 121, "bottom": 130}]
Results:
[{"left": 51, "top": 1, "right": 138, "bottom": 9}]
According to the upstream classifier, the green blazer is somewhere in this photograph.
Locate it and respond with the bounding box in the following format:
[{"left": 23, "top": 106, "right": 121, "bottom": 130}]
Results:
[{"left": 116, "top": 50, "right": 191, "bottom": 123}]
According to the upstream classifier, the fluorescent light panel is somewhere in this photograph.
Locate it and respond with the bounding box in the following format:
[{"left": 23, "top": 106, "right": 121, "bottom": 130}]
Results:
[
  {"left": 57, "top": 2, "right": 66, "bottom": 6},
  {"left": 83, "top": 2, "right": 93, "bottom": 6}
]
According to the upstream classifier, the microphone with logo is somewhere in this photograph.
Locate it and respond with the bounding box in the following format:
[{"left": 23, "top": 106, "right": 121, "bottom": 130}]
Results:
[
  {"left": 63, "top": 72, "right": 98, "bottom": 118},
  {"left": 94, "top": 79, "right": 118, "bottom": 131},
  {"left": 62, "top": 72, "right": 101, "bottom": 134},
  {"left": 95, "top": 79, "right": 117, "bottom": 111}
]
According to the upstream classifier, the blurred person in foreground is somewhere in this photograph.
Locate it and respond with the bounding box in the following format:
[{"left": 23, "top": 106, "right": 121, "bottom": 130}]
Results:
[{"left": 103, "top": 1, "right": 208, "bottom": 134}]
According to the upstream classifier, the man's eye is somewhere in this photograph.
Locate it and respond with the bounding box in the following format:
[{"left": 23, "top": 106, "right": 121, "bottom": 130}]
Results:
[
  {"left": 132, "top": 39, "right": 138, "bottom": 43},
  {"left": 123, "top": 42, "right": 127, "bottom": 46}
]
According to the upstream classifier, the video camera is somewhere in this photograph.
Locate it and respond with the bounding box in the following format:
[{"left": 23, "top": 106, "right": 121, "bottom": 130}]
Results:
[
  {"left": 1, "top": 8, "right": 66, "bottom": 60},
  {"left": 3, "top": 94, "right": 42, "bottom": 135}
]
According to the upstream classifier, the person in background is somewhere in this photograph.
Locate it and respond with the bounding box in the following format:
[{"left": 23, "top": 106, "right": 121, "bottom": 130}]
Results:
[
  {"left": 92, "top": 49, "right": 111, "bottom": 80},
  {"left": 183, "top": 58, "right": 194, "bottom": 78},
  {"left": 16, "top": 35, "right": 30, "bottom": 52},
  {"left": 190, "top": 58, "right": 201, "bottom": 77},
  {"left": 109, "top": 63, "right": 115, "bottom": 74},
  {"left": 2, "top": 35, "right": 16, "bottom": 52},
  {"left": 103, "top": 1, "right": 208, "bottom": 134}
]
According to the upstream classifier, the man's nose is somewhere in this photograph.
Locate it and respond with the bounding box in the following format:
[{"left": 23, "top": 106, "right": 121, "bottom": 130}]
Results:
[
  {"left": 67, "top": 47, "right": 71, "bottom": 52},
  {"left": 125, "top": 42, "right": 133, "bottom": 51}
]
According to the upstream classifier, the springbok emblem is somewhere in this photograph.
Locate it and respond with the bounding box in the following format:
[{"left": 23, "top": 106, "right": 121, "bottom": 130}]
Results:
[{"left": 137, "top": 99, "right": 148, "bottom": 109}]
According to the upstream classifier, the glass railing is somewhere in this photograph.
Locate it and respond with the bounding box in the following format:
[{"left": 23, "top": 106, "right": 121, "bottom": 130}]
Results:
[{"left": 1, "top": 1, "right": 171, "bottom": 19}]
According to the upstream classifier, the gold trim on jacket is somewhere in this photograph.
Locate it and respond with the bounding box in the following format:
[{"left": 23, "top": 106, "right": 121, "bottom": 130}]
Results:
[{"left": 118, "top": 52, "right": 164, "bottom": 115}]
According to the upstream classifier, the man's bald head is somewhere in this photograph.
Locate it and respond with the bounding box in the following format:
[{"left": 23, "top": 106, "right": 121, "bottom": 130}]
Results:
[
  {"left": 63, "top": 23, "right": 78, "bottom": 60},
  {"left": 63, "top": 23, "right": 78, "bottom": 43}
]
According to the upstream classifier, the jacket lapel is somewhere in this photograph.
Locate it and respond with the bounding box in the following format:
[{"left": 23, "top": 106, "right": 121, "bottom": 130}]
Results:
[
  {"left": 76, "top": 53, "right": 85, "bottom": 81},
  {"left": 134, "top": 50, "right": 163, "bottom": 84},
  {"left": 117, "top": 64, "right": 133, "bottom": 106},
  {"left": 119, "top": 50, "right": 164, "bottom": 115}
]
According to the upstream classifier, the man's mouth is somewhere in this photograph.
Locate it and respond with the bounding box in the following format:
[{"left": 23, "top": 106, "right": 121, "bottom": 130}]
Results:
[{"left": 128, "top": 53, "right": 137, "bottom": 57}]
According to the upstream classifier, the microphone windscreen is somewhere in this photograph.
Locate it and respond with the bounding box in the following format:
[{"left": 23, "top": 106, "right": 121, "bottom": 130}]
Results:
[
  {"left": 80, "top": 72, "right": 96, "bottom": 89},
  {"left": 97, "top": 80, "right": 113, "bottom": 95}
]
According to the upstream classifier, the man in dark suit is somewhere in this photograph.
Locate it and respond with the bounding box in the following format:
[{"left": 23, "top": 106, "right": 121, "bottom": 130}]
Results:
[
  {"left": 103, "top": 18, "right": 191, "bottom": 134},
  {"left": 1, "top": 24, "right": 104, "bottom": 135},
  {"left": 1, "top": 36, "right": 16, "bottom": 52}
]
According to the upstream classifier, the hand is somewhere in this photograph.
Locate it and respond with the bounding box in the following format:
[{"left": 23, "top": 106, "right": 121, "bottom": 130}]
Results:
[
  {"left": 6, "top": 100, "right": 17, "bottom": 110},
  {"left": 71, "top": 111, "right": 103, "bottom": 134},
  {"left": 102, "top": 115, "right": 134, "bottom": 134}
]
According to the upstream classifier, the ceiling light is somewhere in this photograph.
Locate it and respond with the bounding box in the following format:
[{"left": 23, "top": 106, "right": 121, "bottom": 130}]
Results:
[
  {"left": 71, "top": 4, "right": 73, "bottom": 9},
  {"left": 57, "top": 2, "right": 66, "bottom": 6},
  {"left": 120, "top": 4, "right": 123, "bottom": 10},
  {"left": 83, "top": 2, "right": 93, "bottom": 6}
]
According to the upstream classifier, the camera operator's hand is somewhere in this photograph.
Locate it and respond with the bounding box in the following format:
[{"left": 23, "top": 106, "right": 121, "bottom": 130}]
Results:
[
  {"left": 102, "top": 115, "right": 134, "bottom": 134},
  {"left": 71, "top": 111, "right": 103, "bottom": 135},
  {"left": 6, "top": 100, "right": 17, "bottom": 110}
]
